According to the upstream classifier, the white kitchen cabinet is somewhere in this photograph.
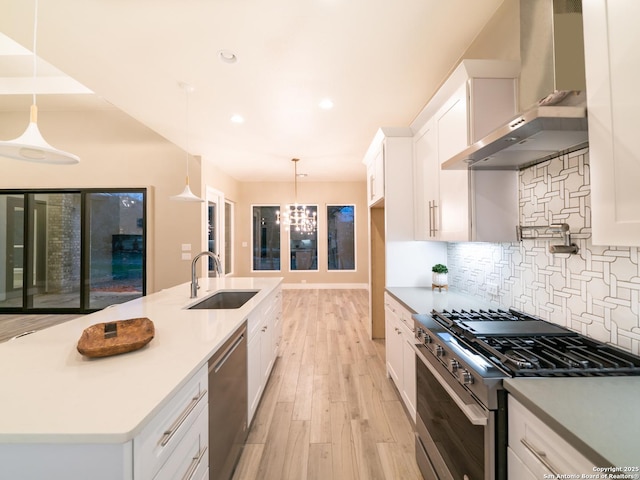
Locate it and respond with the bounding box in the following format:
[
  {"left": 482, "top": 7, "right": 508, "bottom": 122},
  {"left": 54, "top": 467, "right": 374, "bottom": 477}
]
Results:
[
  {"left": 0, "top": 365, "right": 208, "bottom": 480},
  {"left": 411, "top": 60, "right": 519, "bottom": 242},
  {"left": 365, "top": 146, "right": 385, "bottom": 207},
  {"left": 583, "top": 0, "right": 640, "bottom": 246},
  {"left": 247, "top": 285, "right": 282, "bottom": 424},
  {"left": 384, "top": 292, "right": 416, "bottom": 422},
  {"left": 135, "top": 364, "right": 208, "bottom": 480},
  {"left": 413, "top": 119, "right": 439, "bottom": 240},
  {"left": 508, "top": 396, "right": 595, "bottom": 478}
]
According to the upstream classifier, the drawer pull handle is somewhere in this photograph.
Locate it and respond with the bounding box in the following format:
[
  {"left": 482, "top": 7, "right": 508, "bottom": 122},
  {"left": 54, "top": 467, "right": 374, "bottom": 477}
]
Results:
[
  {"left": 181, "top": 445, "right": 208, "bottom": 480},
  {"left": 159, "top": 388, "right": 207, "bottom": 447},
  {"left": 520, "top": 438, "right": 560, "bottom": 476}
]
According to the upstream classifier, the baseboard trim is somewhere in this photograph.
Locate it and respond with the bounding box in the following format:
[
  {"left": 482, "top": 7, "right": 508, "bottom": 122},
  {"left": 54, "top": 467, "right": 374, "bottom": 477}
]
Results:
[{"left": 282, "top": 283, "right": 368, "bottom": 290}]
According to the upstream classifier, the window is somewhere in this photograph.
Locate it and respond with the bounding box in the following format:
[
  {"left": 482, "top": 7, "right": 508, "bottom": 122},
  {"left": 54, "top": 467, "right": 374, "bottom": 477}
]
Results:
[
  {"left": 0, "top": 189, "right": 146, "bottom": 313},
  {"left": 290, "top": 205, "right": 318, "bottom": 271},
  {"left": 252, "top": 206, "right": 280, "bottom": 271},
  {"left": 327, "top": 205, "right": 355, "bottom": 270}
]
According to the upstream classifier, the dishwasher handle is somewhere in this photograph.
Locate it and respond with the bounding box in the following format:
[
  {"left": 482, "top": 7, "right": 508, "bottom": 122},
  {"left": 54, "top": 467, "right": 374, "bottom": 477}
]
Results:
[{"left": 210, "top": 330, "right": 246, "bottom": 374}]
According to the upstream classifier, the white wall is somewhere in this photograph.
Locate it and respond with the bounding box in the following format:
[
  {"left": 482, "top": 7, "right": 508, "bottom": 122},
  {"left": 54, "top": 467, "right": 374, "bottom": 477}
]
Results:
[{"left": 0, "top": 108, "right": 209, "bottom": 292}]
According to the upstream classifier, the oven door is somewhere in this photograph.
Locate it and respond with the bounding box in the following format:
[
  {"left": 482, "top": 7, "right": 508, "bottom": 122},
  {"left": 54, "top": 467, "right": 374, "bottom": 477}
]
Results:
[{"left": 415, "top": 345, "right": 497, "bottom": 480}]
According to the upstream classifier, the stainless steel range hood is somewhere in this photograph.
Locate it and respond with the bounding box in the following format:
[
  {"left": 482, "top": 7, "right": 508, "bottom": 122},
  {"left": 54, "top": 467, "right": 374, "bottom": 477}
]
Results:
[{"left": 443, "top": 0, "right": 588, "bottom": 171}]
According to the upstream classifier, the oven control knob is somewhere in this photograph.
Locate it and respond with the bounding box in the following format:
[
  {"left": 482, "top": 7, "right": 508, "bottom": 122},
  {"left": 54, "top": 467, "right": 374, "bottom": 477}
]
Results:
[
  {"left": 450, "top": 359, "right": 460, "bottom": 373},
  {"left": 423, "top": 334, "right": 432, "bottom": 344},
  {"left": 435, "top": 345, "right": 445, "bottom": 357},
  {"left": 460, "top": 370, "right": 474, "bottom": 385}
]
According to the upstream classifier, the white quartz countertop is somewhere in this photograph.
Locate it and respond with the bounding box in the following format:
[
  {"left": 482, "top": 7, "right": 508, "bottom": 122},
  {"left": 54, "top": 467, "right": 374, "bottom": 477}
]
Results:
[
  {"left": 0, "top": 277, "right": 282, "bottom": 444},
  {"left": 505, "top": 376, "right": 640, "bottom": 468},
  {"left": 385, "top": 286, "right": 495, "bottom": 314}
]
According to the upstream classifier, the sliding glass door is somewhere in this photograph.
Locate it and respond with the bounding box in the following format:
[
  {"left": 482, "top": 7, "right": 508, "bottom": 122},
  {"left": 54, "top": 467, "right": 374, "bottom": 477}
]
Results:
[
  {"left": 0, "top": 189, "right": 145, "bottom": 313},
  {"left": 87, "top": 192, "right": 144, "bottom": 310}
]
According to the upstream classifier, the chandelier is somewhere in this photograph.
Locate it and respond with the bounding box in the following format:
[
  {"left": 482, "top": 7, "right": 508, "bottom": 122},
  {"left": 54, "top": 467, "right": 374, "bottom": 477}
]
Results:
[{"left": 276, "top": 158, "right": 317, "bottom": 233}]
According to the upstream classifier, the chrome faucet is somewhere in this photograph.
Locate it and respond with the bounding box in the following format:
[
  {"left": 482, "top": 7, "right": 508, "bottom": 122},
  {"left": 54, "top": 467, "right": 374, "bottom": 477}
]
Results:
[{"left": 191, "top": 251, "right": 223, "bottom": 298}]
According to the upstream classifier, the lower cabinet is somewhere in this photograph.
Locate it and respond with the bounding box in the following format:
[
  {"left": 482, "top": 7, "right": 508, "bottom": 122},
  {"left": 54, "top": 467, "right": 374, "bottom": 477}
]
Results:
[
  {"left": 508, "top": 396, "right": 594, "bottom": 478},
  {"left": 384, "top": 292, "right": 417, "bottom": 422},
  {"left": 134, "top": 365, "right": 208, "bottom": 480},
  {"left": 0, "top": 365, "right": 209, "bottom": 480},
  {"left": 247, "top": 286, "right": 283, "bottom": 425}
]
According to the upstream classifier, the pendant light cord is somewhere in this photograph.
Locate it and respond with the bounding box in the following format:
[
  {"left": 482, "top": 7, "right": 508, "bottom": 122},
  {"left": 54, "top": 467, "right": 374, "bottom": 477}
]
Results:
[
  {"left": 293, "top": 158, "right": 298, "bottom": 203},
  {"left": 185, "top": 84, "right": 190, "bottom": 180},
  {"left": 32, "top": 0, "right": 39, "bottom": 107}
]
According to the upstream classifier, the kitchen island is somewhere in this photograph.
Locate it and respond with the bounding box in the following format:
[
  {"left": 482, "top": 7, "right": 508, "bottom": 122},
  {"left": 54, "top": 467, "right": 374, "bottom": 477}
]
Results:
[{"left": 0, "top": 276, "right": 282, "bottom": 479}]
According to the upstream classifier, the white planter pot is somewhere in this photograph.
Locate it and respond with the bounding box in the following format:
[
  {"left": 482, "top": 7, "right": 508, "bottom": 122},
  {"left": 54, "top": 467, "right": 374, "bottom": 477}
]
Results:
[{"left": 432, "top": 272, "right": 448, "bottom": 287}]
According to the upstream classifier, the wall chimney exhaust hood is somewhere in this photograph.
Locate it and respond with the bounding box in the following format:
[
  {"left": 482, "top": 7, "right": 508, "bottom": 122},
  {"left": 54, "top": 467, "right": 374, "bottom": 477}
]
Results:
[{"left": 442, "top": 0, "right": 588, "bottom": 171}]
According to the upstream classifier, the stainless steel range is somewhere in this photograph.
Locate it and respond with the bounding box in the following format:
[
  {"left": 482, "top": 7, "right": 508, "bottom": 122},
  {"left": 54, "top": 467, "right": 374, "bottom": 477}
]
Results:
[{"left": 412, "top": 308, "right": 640, "bottom": 480}]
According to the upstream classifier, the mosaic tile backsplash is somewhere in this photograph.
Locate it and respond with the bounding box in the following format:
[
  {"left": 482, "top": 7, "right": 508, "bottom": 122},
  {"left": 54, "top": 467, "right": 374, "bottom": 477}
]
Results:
[{"left": 448, "top": 148, "right": 640, "bottom": 354}]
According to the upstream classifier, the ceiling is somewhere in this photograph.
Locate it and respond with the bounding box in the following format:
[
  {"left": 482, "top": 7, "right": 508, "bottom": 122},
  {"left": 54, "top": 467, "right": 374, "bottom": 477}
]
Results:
[{"left": 0, "top": 0, "right": 505, "bottom": 182}]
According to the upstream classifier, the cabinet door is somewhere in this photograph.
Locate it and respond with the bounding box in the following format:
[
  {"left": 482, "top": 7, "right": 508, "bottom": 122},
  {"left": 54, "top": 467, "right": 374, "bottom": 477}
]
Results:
[
  {"left": 247, "top": 331, "right": 262, "bottom": 424},
  {"left": 260, "top": 320, "right": 274, "bottom": 384},
  {"left": 437, "top": 82, "right": 469, "bottom": 164},
  {"left": 401, "top": 330, "right": 417, "bottom": 422},
  {"left": 367, "top": 147, "right": 384, "bottom": 206},
  {"left": 384, "top": 305, "right": 402, "bottom": 385},
  {"left": 584, "top": 0, "right": 640, "bottom": 246},
  {"left": 436, "top": 83, "right": 472, "bottom": 241},
  {"left": 414, "top": 121, "right": 440, "bottom": 240}
]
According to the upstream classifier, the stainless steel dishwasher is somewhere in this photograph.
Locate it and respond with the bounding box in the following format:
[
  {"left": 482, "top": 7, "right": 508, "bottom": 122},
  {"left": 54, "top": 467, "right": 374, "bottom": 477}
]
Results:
[{"left": 208, "top": 321, "right": 248, "bottom": 480}]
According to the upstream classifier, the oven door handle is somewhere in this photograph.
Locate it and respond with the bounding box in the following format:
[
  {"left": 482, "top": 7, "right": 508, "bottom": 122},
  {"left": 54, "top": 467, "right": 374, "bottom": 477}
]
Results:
[{"left": 415, "top": 345, "right": 488, "bottom": 426}]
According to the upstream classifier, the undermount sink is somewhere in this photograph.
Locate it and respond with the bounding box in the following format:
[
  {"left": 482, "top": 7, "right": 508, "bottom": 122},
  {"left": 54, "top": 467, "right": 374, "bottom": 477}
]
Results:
[{"left": 188, "top": 290, "right": 259, "bottom": 310}]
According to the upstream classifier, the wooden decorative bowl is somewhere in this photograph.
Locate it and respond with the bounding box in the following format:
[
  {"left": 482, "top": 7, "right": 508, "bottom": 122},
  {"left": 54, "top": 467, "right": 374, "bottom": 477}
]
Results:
[{"left": 77, "top": 317, "right": 155, "bottom": 358}]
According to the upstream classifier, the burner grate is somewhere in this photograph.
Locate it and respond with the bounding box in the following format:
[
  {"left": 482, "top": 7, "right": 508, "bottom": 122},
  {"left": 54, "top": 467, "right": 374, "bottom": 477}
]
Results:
[{"left": 481, "top": 335, "right": 640, "bottom": 376}]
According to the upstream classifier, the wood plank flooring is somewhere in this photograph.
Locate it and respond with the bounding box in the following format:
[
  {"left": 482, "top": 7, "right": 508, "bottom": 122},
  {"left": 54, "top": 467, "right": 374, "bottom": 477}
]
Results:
[
  {"left": 0, "top": 314, "right": 81, "bottom": 343},
  {"left": 233, "top": 289, "right": 422, "bottom": 480}
]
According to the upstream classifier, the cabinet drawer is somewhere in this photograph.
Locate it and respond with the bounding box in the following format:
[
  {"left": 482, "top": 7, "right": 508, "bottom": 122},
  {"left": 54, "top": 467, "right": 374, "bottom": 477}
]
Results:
[
  {"left": 507, "top": 446, "right": 537, "bottom": 480},
  {"left": 135, "top": 365, "right": 208, "bottom": 480},
  {"left": 153, "top": 406, "right": 208, "bottom": 480},
  {"left": 508, "top": 396, "right": 595, "bottom": 477},
  {"left": 384, "top": 293, "right": 414, "bottom": 330}
]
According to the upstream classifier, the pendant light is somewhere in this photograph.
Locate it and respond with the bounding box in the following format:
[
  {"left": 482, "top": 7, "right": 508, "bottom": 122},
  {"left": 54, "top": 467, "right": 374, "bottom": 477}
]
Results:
[
  {"left": 0, "top": 0, "right": 80, "bottom": 165},
  {"left": 276, "top": 158, "right": 317, "bottom": 233},
  {"left": 171, "top": 82, "right": 204, "bottom": 202}
]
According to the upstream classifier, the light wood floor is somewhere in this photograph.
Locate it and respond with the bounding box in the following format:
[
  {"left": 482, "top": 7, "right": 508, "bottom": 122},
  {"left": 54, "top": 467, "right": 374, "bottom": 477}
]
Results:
[
  {"left": 0, "top": 314, "right": 81, "bottom": 343},
  {"left": 232, "top": 289, "right": 422, "bottom": 480}
]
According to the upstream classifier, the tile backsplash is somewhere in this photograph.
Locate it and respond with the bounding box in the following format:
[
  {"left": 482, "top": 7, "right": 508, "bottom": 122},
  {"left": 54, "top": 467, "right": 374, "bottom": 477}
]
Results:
[{"left": 448, "top": 148, "right": 640, "bottom": 355}]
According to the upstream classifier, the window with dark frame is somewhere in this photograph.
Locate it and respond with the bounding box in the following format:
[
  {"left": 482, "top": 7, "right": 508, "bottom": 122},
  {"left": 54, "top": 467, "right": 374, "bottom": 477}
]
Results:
[
  {"left": 0, "top": 189, "right": 146, "bottom": 313},
  {"left": 327, "top": 205, "right": 355, "bottom": 271}
]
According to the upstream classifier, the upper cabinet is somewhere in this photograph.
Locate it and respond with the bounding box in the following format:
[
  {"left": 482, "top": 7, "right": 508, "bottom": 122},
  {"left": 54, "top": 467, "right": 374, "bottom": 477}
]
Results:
[
  {"left": 583, "top": 0, "right": 640, "bottom": 246},
  {"left": 413, "top": 60, "right": 520, "bottom": 242},
  {"left": 365, "top": 146, "right": 385, "bottom": 207}
]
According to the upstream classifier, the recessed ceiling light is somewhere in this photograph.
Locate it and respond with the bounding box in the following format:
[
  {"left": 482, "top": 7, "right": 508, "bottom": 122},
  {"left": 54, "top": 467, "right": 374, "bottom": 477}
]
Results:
[
  {"left": 318, "top": 98, "right": 334, "bottom": 110},
  {"left": 218, "top": 49, "right": 238, "bottom": 64},
  {"left": 230, "top": 114, "right": 244, "bottom": 124}
]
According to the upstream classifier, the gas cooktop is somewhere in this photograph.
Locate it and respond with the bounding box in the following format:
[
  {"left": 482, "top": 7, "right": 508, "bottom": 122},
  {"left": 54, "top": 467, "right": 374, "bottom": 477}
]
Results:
[{"left": 427, "top": 308, "right": 640, "bottom": 377}]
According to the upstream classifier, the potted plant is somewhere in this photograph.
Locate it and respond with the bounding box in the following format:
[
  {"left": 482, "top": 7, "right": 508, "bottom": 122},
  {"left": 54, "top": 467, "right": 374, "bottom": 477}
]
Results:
[{"left": 432, "top": 264, "right": 448, "bottom": 288}]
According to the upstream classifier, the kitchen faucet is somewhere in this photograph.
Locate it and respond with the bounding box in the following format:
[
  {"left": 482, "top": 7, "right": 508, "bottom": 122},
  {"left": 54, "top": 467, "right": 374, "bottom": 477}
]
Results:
[{"left": 191, "top": 251, "right": 223, "bottom": 298}]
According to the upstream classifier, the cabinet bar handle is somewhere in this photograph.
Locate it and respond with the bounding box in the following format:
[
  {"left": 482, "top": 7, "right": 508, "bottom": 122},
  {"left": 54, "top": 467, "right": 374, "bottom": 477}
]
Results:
[
  {"left": 159, "top": 388, "right": 207, "bottom": 447},
  {"left": 520, "top": 438, "right": 560, "bottom": 476},
  {"left": 181, "top": 445, "right": 208, "bottom": 480}
]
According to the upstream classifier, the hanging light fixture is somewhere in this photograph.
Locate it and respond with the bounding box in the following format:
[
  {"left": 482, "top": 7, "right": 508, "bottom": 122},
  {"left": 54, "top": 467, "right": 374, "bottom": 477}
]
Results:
[
  {"left": 276, "top": 158, "right": 317, "bottom": 233},
  {"left": 0, "top": 0, "right": 80, "bottom": 165},
  {"left": 171, "top": 81, "right": 204, "bottom": 202}
]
